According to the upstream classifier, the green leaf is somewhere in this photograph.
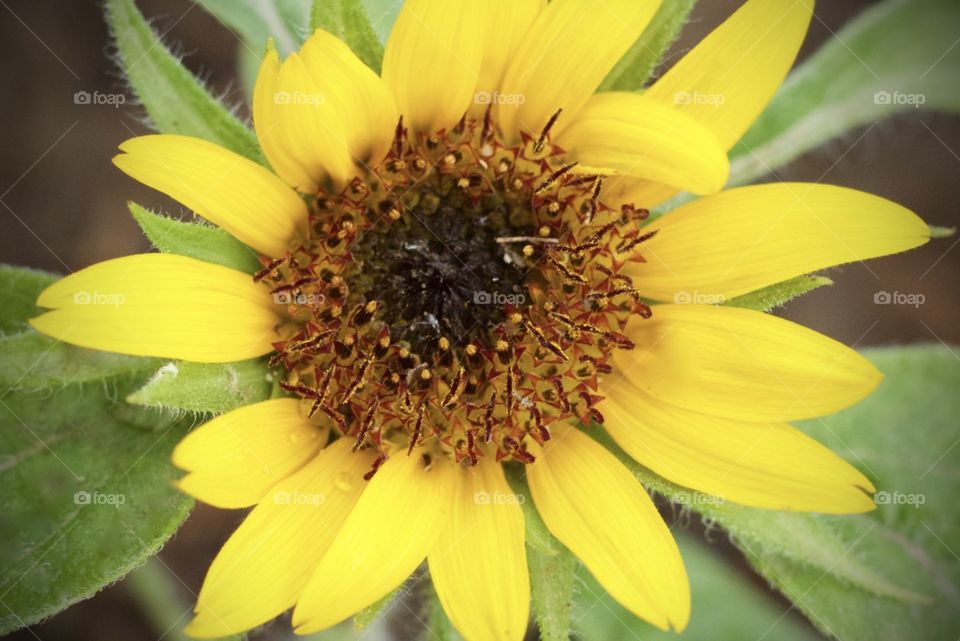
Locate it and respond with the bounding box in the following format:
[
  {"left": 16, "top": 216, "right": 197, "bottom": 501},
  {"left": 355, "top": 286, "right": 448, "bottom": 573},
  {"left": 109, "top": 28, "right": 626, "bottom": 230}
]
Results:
[
  {"left": 593, "top": 344, "right": 960, "bottom": 641},
  {"left": 730, "top": 0, "right": 960, "bottom": 186},
  {"left": 310, "top": 0, "right": 385, "bottom": 71},
  {"left": 573, "top": 535, "right": 821, "bottom": 641},
  {"left": 0, "top": 377, "right": 193, "bottom": 633},
  {"left": 599, "top": 0, "right": 697, "bottom": 92},
  {"left": 195, "top": 0, "right": 311, "bottom": 57},
  {"left": 725, "top": 275, "right": 833, "bottom": 312},
  {"left": 106, "top": 0, "right": 264, "bottom": 163},
  {"left": 127, "top": 359, "right": 273, "bottom": 414},
  {"left": 130, "top": 203, "right": 262, "bottom": 274},
  {"left": 1, "top": 265, "right": 57, "bottom": 334},
  {"left": 0, "top": 332, "right": 155, "bottom": 391},
  {"left": 761, "top": 344, "right": 960, "bottom": 640},
  {"left": 0, "top": 271, "right": 192, "bottom": 636}
]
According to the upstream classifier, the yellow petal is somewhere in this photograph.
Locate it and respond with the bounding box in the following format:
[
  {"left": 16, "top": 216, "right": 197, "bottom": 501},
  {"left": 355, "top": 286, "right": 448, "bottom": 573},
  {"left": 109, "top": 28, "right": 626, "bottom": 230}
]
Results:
[
  {"left": 299, "top": 29, "right": 398, "bottom": 166},
  {"left": 528, "top": 424, "right": 689, "bottom": 631},
  {"left": 30, "top": 254, "right": 277, "bottom": 362},
  {"left": 185, "top": 439, "right": 374, "bottom": 638},
  {"left": 497, "top": 0, "right": 663, "bottom": 141},
  {"left": 605, "top": 177, "right": 678, "bottom": 211},
  {"left": 113, "top": 135, "right": 307, "bottom": 257},
  {"left": 645, "top": 0, "right": 814, "bottom": 150},
  {"left": 428, "top": 457, "right": 529, "bottom": 641},
  {"left": 558, "top": 93, "right": 729, "bottom": 195},
  {"left": 631, "top": 183, "right": 930, "bottom": 302},
  {"left": 382, "top": 0, "right": 485, "bottom": 133},
  {"left": 172, "top": 399, "right": 327, "bottom": 509},
  {"left": 279, "top": 52, "right": 357, "bottom": 187},
  {"left": 612, "top": 304, "right": 882, "bottom": 422},
  {"left": 253, "top": 44, "right": 356, "bottom": 191},
  {"left": 252, "top": 46, "right": 317, "bottom": 191},
  {"left": 602, "top": 392, "right": 876, "bottom": 513},
  {"left": 292, "top": 451, "right": 454, "bottom": 633},
  {"left": 617, "top": 0, "right": 815, "bottom": 208},
  {"left": 468, "top": 0, "right": 545, "bottom": 118}
]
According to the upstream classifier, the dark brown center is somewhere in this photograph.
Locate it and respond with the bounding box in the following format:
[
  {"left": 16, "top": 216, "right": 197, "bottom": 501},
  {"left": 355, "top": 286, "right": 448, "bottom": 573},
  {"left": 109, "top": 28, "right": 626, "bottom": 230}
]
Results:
[{"left": 255, "top": 113, "right": 656, "bottom": 478}]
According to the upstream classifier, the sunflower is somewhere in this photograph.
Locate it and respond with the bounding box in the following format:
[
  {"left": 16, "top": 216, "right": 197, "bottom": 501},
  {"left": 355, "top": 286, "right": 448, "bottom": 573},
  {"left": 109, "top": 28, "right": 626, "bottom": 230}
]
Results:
[{"left": 30, "top": 0, "right": 930, "bottom": 639}]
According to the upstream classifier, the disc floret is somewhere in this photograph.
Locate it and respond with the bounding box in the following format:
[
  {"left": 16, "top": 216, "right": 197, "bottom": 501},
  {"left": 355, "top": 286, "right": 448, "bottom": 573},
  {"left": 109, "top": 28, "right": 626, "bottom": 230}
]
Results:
[{"left": 256, "top": 112, "right": 655, "bottom": 478}]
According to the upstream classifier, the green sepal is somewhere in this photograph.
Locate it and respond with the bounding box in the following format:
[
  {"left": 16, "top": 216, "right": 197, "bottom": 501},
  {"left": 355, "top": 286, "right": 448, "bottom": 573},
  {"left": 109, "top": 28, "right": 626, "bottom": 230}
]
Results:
[
  {"left": 106, "top": 0, "right": 264, "bottom": 163},
  {"left": 725, "top": 275, "right": 833, "bottom": 312},
  {"left": 195, "top": 0, "right": 311, "bottom": 56},
  {"left": 130, "top": 202, "right": 262, "bottom": 274},
  {"left": 599, "top": 0, "right": 697, "bottom": 92},
  {"left": 310, "top": 0, "right": 385, "bottom": 71},
  {"left": 528, "top": 540, "right": 577, "bottom": 641},
  {"left": 505, "top": 468, "right": 558, "bottom": 557},
  {"left": 353, "top": 585, "right": 400, "bottom": 630},
  {"left": 505, "top": 469, "right": 577, "bottom": 641},
  {"left": 126, "top": 359, "right": 274, "bottom": 415}
]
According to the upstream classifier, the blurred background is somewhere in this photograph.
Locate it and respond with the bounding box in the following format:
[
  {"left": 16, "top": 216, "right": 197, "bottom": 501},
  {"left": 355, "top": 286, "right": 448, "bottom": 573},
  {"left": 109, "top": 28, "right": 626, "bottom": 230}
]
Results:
[{"left": 1, "top": 1, "right": 957, "bottom": 640}]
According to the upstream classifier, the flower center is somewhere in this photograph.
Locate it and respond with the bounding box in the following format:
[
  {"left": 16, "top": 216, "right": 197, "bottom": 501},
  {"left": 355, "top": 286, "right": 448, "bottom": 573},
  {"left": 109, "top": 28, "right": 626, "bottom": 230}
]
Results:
[
  {"left": 346, "top": 165, "right": 532, "bottom": 357},
  {"left": 256, "top": 112, "right": 655, "bottom": 478}
]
